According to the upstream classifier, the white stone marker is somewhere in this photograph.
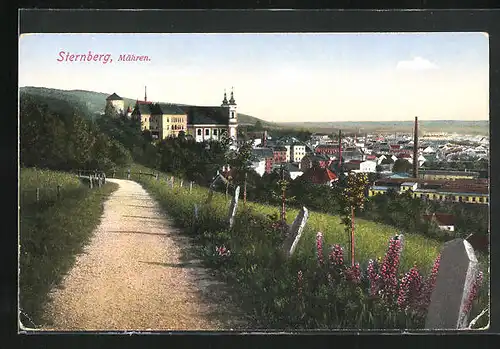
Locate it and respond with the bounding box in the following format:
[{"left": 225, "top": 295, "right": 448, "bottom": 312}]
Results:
[
  {"left": 227, "top": 186, "right": 240, "bottom": 229},
  {"left": 425, "top": 238, "right": 479, "bottom": 329},
  {"left": 282, "top": 207, "right": 309, "bottom": 257}
]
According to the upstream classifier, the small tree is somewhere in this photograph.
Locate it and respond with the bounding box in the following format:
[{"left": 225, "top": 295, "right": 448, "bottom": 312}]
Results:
[
  {"left": 393, "top": 159, "right": 413, "bottom": 173},
  {"left": 271, "top": 165, "right": 296, "bottom": 234},
  {"left": 338, "top": 173, "right": 369, "bottom": 266}
]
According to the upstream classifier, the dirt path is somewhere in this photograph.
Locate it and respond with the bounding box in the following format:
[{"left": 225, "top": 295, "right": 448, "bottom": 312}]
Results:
[{"left": 40, "top": 179, "right": 248, "bottom": 331}]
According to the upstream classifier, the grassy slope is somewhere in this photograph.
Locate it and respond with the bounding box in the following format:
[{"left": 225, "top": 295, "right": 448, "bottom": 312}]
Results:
[
  {"left": 19, "top": 168, "right": 119, "bottom": 328},
  {"left": 118, "top": 164, "right": 489, "bottom": 328},
  {"left": 126, "top": 163, "right": 441, "bottom": 273},
  {"left": 19, "top": 86, "right": 276, "bottom": 127}
]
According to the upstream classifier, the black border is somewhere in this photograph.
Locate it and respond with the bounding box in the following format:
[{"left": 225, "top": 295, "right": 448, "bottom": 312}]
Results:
[{"left": 9, "top": 7, "right": 499, "bottom": 348}]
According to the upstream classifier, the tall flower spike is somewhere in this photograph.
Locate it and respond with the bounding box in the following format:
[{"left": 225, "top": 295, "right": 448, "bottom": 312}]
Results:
[
  {"left": 316, "top": 232, "right": 324, "bottom": 266},
  {"left": 462, "top": 271, "right": 484, "bottom": 314}
]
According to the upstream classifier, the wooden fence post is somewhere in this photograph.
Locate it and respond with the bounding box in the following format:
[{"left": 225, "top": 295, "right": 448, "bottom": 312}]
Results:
[
  {"left": 36, "top": 188, "right": 40, "bottom": 202},
  {"left": 57, "top": 185, "right": 61, "bottom": 199},
  {"left": 89, "top": 175, "right": 93, "bottom": 189}
]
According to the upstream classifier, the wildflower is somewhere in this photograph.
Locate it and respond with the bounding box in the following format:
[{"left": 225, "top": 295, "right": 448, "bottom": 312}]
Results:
[
  {"left": 397, "top": 264, "right": 423, "bottom": 312},
  {"left": 297, "top": 270, "right": 303, "bottom": 297},
  {"left": 215, "top": 245, "right": 231, "bottom": 257},
  {"left": 345, "top": 263, "right": 362, "bottom": 284},
  {"left": 367, "top": 259, "right": 380, "bottom": 297},
  {"left": 462, "top": 271, "right": 484, "bottom": 314},
  {"left": 416, "top": 254, "right": 441, "bottom": 314},
  {"left": 316, "top": 232, "right": 324, "bottom": 266},
  {"left": 379, "top": 237, "right": 402, "bottom": 302},
  {"left": 329, "top": 244, "right": 344, "bottom": 267}
]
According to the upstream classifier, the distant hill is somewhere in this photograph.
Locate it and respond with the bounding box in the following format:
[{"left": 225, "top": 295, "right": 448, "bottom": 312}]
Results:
[
  {"left": 19, "top": 86, "right": 277, "bottom": 127},
  {"left": 279, "top": 120, "right": 489, "bottom": 136}
]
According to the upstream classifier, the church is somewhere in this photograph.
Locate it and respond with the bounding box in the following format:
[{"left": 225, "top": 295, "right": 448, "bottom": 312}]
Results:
[{"left": 105, "top": 87, "right": 238, "bottom": 143}]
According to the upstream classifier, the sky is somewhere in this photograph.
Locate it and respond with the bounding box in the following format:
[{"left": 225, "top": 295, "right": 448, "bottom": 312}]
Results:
[{"left": 19, "top": 33, "right": 489, "bottom": 122}]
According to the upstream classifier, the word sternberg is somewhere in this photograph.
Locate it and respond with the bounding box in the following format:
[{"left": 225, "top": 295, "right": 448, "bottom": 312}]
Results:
[{"left": 57, "top": 51, "right": 151, "bottom": 64}]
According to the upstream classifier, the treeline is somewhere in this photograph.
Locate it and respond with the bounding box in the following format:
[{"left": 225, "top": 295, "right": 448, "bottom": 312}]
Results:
[{"left": 20, "top": 92, "right": 132, "bottom": 171}]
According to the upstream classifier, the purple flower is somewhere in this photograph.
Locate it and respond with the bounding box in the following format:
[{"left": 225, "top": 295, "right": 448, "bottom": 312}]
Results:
[
  {"left": 367, "top": 259, "right": 380, "bottom": 297},
  {"left": 416, "top": 254, "right": 441, "bottom": 314},
  {"left": 345, "top": 263, "right": 361, "bottom": 284},
  {"left": 378, "top": 237, "right": 402, "bottom": 302},
  {"left": 462, "top": 271, "right": 484, "bottom": 314},
  {"left": 329, "top": 244, "right": 344, "bottom": 267},
  {"left": 297, "top": 270, "right": 303, "bottom": 297},
  {"left": 316, "top": 232, "right": 324, "bottom": 266},
  {"left": 397, "top": 265, "right": 423, "bottom": 312}
]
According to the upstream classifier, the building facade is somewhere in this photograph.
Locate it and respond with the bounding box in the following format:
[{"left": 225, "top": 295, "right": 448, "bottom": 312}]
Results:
[{"left": 128, "top": 87, "right": 238, "bottom": 142}]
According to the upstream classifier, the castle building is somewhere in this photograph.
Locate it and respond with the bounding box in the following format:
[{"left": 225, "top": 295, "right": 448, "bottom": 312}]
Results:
[
  {"left": 105, "top": 92, "right": 125, "bottom": 116},
  {"left": 128, "top": 86, "right": 238, "bottom": 142}
]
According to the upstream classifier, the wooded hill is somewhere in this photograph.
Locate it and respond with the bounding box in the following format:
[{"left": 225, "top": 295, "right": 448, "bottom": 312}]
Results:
[{"left": 19, "top": 86, "right": 277, "bottom": 127}]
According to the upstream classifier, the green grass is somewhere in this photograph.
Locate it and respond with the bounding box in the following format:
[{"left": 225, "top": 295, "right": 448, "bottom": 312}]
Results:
[
  {"left": 117, "top": 163, "right": 489, "bottom": 329},
  {"left": 19, "top": 167, "right": 119, "bottom": 329}
]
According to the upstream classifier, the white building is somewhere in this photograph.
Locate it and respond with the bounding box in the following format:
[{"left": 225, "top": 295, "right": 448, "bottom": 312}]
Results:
[
  {"left": 291, "top": 144, "right": 306, "bottom": 163},
  {"left": 251, "top": 159, "right": 266, "bottom": 177},
  {"left": 359, "top": 160, "right": 377, "bottom": 173}
]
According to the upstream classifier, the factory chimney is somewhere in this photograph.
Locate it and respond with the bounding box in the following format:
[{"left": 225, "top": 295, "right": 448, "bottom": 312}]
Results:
[
  {"left": 338, "top": 130, "right": 342, "bottom": 167},
  {"left": 413, "top": 116, "right": 419, "bottom": 179}
]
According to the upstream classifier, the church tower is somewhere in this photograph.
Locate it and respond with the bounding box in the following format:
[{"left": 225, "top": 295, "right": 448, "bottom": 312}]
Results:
[{"left": 227, "top": 87, "right": 238, "bottom": 141}]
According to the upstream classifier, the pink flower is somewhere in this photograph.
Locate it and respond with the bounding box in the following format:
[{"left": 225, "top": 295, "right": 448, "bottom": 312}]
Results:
[
  {"left": 416, "top": 254, "right": 441, "bottom": 314},
  {"left": 297, "top": 270, "right": 303, "bottom": 297},
  {"left": 316, "top": 232, "right": 324, "bottom": 266},
  {"left": 397, "top": 265, "right": 423, "bottom": 312},
  {"left": 345, "top": 263, "right": 361, "bottom": 284},
  {"left": 329, "top": 244, "right": 344, "bottom": 267},
  {"left": 215, "top": 245, "right": 231, "bottom": 257},
  {"left": 367, "top": 259, "right": 380, "bottom": 297},
  {"left": 379, "top": 237, "right": 402, "bottom": 302},
  {"left": 462, "top": 271, "right": 484, "bottom": 314}
]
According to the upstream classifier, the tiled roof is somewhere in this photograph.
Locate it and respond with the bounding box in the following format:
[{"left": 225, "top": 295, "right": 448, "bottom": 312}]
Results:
[
  {"left": 252, "top": 148, "right": 274, "bottom": 159},
  {"left": 132, "top": 103, "right": 153, "bottom": 115},
  {"left": 181, "top": 106, "right": 229, "bottom": 125},
  {"left": 423, "top": 213, "right": 455, "bottom": 226},
  {"left": 301, "top": 167, "right": 337, "bottom": 184},
  {"left": 273, "top": 146, "right": 287, "bottom": 151},
  {"left": 151, "top": 103, "right": 186, "bottom": 115},
  {"left": 106, "top": 92, "right": 123, "bottom": 101}
]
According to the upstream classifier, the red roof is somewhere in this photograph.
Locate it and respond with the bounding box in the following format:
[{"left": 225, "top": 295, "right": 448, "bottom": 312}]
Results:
[
  {"left": 466, "top": 233, "right": 489, "bottom": 252},
  {"left": 301, "top": 166, "right": 337, "bottom": 184},
  {"left": 423, "top": 213, "right": 455, "bottom": 226},
  {"left": 366, "top": 155, "right": 377, "bottom": 160},
  {"left": 390, "top": 145, "right": 400, "bottom": 149},
  {"left": 397, "top": 153, "right": 412, "bottom": 158}
]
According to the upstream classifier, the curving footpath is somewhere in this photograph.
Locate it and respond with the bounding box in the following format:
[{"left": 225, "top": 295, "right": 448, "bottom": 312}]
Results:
[{"left": 40, "top": 179, "right": 247, "bottom": 331}]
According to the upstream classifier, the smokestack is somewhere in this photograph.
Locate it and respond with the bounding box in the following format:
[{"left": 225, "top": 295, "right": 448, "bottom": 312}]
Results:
[
  {"left": 413, "top": 116, "right": 418, "bottom": 178},
  {"left": 338, "top": 130, "right": 342, "bottom": 167},
  {"left": 144, "top": 86, "right": 147, "bottom": 102}
]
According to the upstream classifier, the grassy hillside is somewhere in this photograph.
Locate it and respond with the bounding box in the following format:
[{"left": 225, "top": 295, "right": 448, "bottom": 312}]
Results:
[
  {"left": 19, "top": 86, "right": 275, "bottom": 127},
  {"left": 19, "top": 167, "right": 118, "bottom": 328}
]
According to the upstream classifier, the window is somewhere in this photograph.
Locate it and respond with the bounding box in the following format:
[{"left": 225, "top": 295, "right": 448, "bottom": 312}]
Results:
[
  {"left": 197, "top": 129, "right": 202, "bottom": 136},
  {"left": 213, "top": 129, "right": 217, "bottom": 136},
  {"left": 472, "top": 197, "right": 476, "bottom": 202},
  {"left": 205, "top": 129, "right": 210, "bottom": 136},
  {"left": 459, "top": 196, "right": 463, "bottom": 202}
]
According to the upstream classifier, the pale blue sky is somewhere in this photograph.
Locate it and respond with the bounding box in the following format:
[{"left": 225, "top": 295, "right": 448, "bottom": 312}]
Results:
[{"left": 19, "top": 33, "right": 489, "bottom": 122}]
